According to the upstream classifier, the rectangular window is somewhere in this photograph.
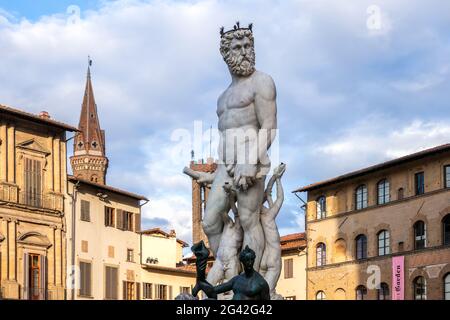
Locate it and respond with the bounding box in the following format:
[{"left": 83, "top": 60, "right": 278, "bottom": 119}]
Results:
[
  {"left": 79, "top": 261, "right": 92, "bottom": 297},
  {"left": 123, "top": 211, "right": 134, "bottom": 231},
  {"left": 284, "top": 258, "right": 293, "bottom": 279},
  {"left": 127, "top": 249, "right": 134, "bottom": 262},
  {"left": 81, "top": 200, "right": 90, "bottom": 222},
  {"left": 105, "top": 207, "right": 115, "bottom": 227},
  {"left": 105, "top": 266, "right": 118, "bottom": 300},
  {"left": 154, "top": 284, "right": 167, "bottom": 300},
  {"left": 143, "top": 283, "right": 153, "bottom": 299},
  {"left": 23, "top": 158, "right": 42, "bottom": 207},
  {"left": 415, "top": 172, "right": 425, "bottom": 195},
  {"left": 445, "top": 166, "right": 450, "bottom": 188}
]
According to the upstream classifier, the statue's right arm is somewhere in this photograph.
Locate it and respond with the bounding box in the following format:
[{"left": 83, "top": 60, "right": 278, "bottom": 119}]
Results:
[
  {"left": 213, "top": 278, "right": 234, "bottom": 295},
  {"left": 183, "top": 167, "right": 216, "bottom": 184}
]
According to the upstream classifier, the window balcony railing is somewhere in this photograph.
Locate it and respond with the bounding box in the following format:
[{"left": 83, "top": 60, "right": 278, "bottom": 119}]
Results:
[
  {"left": 19, "top": 192, "right": 44, "bottom": 208},
  {"left": 18, "top": 191, "right": 63, "bottom": 211}
]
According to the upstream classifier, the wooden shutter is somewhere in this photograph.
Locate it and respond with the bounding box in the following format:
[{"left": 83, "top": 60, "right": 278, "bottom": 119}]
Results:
[
  {"left": 169, "top": 286, "right": 173, "bottom": 300},
  {"left": 117, "top": 209, "right": 123, "bottom": 230},
  {"left": 136, "top": 282, "right": 140, "bottom": 300},
  {"left": 149, "top": 283, "right": 153, "bottom": 299},
  {"left": 40, "top": 255, "right": 47, "bottom": 300},
  {"left": 23, "top": 253, "right": 29, "bottom": 300},
  {"left": 134, "top": 213, "right": 141, "bottom": 232},
  {"left": 86, "top": 263, "right": 91, "bottom": 296},
  {"left": 105, "top": 267, "right": 111, "bottom": 299},
  {"left": 284, "top": 259, "right": 293, "bottom": 279},
  {"left": 122, "top": 281, "right": 126, "bottom": 300},
  {"left": 81, "top": 200, "right": 90, "bottom": 221},
  {"left": 104, "top": 207, "right": 108, "bottom": 226},
  {"left": 105, "top": 266, "right": 118, "bottom": 300}
]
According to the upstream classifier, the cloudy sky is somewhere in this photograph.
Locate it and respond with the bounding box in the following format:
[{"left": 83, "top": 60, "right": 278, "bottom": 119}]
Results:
[{"left": 1, "top": 0, "right": 450, "bottom": 245}]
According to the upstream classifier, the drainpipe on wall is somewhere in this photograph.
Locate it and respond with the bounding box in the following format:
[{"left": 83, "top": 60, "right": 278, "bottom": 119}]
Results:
[
  {"left": 294, "top": 192, "right": 307, "bottom": 300},
  {"left": 138, "top": 200, "right": 149, "bottom": 265},
  {"left": 67, "top": 181, "right": 79, "bottom": 300}
]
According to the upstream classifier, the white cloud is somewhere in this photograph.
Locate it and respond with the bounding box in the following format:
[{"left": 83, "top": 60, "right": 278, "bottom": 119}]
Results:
[{"left": 314, "top": 118, "right": 450, "bottom": 174}]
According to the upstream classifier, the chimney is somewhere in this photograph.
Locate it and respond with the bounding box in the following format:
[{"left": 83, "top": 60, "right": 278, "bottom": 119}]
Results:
[
  {"left": 169, "top": 229, "right": 176, "bottom": 237},
  {"left": 39, "top": 111, "right": 50, "bottom": 119}
]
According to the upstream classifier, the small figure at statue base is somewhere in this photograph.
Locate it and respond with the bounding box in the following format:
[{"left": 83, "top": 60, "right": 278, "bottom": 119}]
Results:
[{"left": 192, "top": 244, "right": 270, "bottom": 300}]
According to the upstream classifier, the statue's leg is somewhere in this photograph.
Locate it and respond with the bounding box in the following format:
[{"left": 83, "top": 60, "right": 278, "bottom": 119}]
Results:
[
  {"left": 206, "top": 259, "right": 225, "bottom": 286},
  {"left": 236, "top": 176, "right": 266, "bottom": 271},
  {"left": 202, "top": 165, "right": 232, "bottom": 255},
  {"left": 225, "top": 258, "right": 241, "bottom": 282},
  {"left": 263, "top": 266, "right": 281, "bottom": 296}
]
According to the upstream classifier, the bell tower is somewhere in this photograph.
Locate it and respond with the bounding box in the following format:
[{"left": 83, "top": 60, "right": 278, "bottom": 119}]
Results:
[{"left": 70, "top": 59, "right": 108, "bottom": 184}]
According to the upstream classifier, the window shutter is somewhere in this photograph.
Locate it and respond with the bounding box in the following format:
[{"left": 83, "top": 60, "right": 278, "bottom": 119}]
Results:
[
  {"left": 23, "top": 253, "right": 29, "bottom": 300},
  {"left": 169, "top": 286, "right": 173, "bottom": 300},
  {"left": 81, "top": 200, "right": 90, "bottom": 221},
  {"left": 36, "top": 160, "right": 42, "bottom": 206},
  {"left": 104, "top": 207, "right": 108, "bottom": 226},
  {"left": 86, "top": 262, "right": 92, "bottom": 296},
  {"left": 150, "top": 283, "right": 153, "bottom": 299},
  {"left": 284, "top": 259, "right": 288, "bottom": 279},
  {"left": 40, "top": 255, "right": 47, "bottom": 300},
  {"left": 123, "top": 281, "right": 127, "bottom": 300},
  {"left": 117, "top": 209, "right": 123, "bottom": 230},
  {"left": 136, "top": 283, "right": 140, "bottom": 300},
  {"left": 105, "top": 267, "right": 111, "bottom": 299},
  {"left": 134, "top": 213, "right": 141, "bottom": 232}
]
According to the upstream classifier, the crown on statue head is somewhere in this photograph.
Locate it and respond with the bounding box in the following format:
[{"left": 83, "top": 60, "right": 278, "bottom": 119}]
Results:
[{"left": 220, "top": 21, "right": 253, "bottom": 37}]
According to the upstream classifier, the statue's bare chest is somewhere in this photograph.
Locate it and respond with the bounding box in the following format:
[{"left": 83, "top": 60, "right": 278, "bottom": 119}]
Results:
[{"left": 218, "top": 83, "right": 255, "bottom": 116}]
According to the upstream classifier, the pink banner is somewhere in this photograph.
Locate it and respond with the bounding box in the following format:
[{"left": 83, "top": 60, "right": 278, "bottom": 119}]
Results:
[{"left": 392, "top": 256, "right": 404, "bottom": 300}]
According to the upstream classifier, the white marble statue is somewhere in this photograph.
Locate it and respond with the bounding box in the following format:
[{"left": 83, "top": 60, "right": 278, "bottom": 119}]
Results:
[
  {"left": 203, "top": 23, "right": 277, "bottom": 273},
  {"left": 183, "top": 23, "right": 283, "bottom": 299}
]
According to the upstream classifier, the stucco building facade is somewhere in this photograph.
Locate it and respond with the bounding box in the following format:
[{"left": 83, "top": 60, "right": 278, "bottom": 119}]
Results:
[
  {"left": 140, "top": 228, "right": 196, "bottom": 299},
  {"left": 295, "top": 144, "right": 450, "bottom": 300}
]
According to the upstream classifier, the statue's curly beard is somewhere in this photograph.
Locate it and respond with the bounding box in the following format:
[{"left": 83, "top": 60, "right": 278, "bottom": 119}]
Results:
[{"left": 225, "top": 52, "right": 255, "bottom": 77}]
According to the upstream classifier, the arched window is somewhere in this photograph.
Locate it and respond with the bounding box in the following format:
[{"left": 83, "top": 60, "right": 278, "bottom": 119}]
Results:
[
  {"left": 414, "top": 221, "right": 426, "bottom": 249},
  {"left": 444, "top": 274, "right": 450, "bottom": 300},
  {"left": 316, "top": 243, "right": 326, "bottom": 267},
  {"left": 378, "top": 230, "right": 390, "bottom": 256},
  {"left": 413, "top": 276, "right": 427, "bottom": 300},
  {"left": 355, "top": 185, "right": 368, "bottom": 210},
  {"left": 316, "top": 196, "right": 326, "bottom": 220},
  {"left": 355, "top": 234, "right": 367, "bottom": 260},
  {"left": 443, "top": 215, "right": 450, "bottom": 246},
  {"left": 335, "top": 288, "right": 346, "bottom": 300},
  {"left": 316, "top": 291, "right": 326, "bottom": 300},
  {"left": 378, "top": 283, "right": 390, "bottom": 300},
  {"left": 356, "top": 285, "right": 367, "bottom": 300},
  {"left": 377, "top": 180, "right": 390, "bottom": 205}
]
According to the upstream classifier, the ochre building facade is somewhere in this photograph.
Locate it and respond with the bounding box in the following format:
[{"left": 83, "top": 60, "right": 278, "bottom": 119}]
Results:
[
  {"left": 295, "top": 144, "right": 450, "bottom": 300},
  {"left": 0, "top": 104, "right": 77, "bottom": 299}
]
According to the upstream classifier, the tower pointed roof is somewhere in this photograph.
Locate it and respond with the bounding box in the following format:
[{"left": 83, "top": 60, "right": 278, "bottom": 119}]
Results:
[
  {"left": 71, "top": 59, "right": 108, "bottom": 185},
  {"left": 74, "top": 63, "right": 106, "bottom": 156}
]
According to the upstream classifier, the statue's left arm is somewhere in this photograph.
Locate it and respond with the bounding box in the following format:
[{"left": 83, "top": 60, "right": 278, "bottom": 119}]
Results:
[{"left": 253, "top": 74, "right": 277, "bottom": 173}]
